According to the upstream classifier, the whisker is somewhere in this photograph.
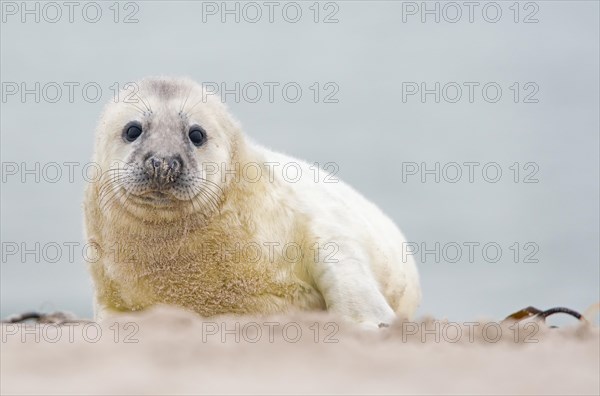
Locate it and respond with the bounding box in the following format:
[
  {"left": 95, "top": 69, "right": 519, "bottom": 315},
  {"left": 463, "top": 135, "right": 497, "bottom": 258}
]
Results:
[
  {"left": 180, "top": 87, "right": 193, "bottom": 115},
  {"left": 182, "top": 95, "right": 206, "bottom": 118},
  {"left": 185, "top": 185, "right": 201, "bottom": 214},
  {"left": 114, "top": 188, "right": 133, "bottom": 223},
  {"left": 126, "top": 102, "right": 147, "bottom": 116},
  {"left": 99, "top": 184, "right": 126, "bottom": 213},
  {"left": 184, "top": 181, "right": 219, "bottom": 214},
  {"left": 97, "top": 173, "right": 129, "bottom": 195},
  {"left": 194, "top": 181, "right": 223, "bottom": 214},
  {"left": 134, "top": 91, "right": 153, "bottom": 113}
]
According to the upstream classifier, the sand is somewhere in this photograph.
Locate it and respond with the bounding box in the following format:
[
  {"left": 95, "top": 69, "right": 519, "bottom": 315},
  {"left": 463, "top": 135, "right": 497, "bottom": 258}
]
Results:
[{"left": 1, "top": 306, "right": 598, "bottom": 395}]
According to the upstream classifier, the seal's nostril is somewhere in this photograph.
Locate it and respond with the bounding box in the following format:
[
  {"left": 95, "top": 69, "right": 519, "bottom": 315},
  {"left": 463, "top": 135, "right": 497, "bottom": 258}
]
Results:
[
  {"left": 168, "top": 158, "right": 181, "bottom": 172},
  {"left": 144, "top": 155, "right": 182, "bottom": 185}
]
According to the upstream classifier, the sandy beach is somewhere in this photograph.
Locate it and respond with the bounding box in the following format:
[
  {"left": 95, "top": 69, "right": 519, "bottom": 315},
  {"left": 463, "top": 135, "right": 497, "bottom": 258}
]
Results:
[{"left": 1, "top": 306, "right": 598, "bottom": 395}]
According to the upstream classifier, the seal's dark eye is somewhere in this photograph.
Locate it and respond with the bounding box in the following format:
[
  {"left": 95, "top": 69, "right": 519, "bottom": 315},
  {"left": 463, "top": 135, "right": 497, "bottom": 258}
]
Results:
[
  {"left": 189, "top": 125, "right": 207, "bottom": 147},
  {"left": 123, "top": 121, "right": 143, "bottom": 142}
]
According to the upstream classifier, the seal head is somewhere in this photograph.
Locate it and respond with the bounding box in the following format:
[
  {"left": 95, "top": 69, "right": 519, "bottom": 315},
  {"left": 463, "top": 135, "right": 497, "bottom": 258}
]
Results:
[{"left": 92, "top": 77, "right": 239, "bottom": 222}]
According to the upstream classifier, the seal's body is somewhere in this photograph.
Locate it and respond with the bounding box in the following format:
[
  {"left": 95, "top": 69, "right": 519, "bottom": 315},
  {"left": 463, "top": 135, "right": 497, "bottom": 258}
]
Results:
[{"left": 84, "top": 77, "right": 420, "bottom": 327}]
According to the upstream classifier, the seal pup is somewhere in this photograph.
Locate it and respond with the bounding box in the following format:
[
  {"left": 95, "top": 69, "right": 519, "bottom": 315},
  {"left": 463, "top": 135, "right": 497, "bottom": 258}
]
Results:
[{"left": 84, "top": 77, "right": 421, "bottom": 327}]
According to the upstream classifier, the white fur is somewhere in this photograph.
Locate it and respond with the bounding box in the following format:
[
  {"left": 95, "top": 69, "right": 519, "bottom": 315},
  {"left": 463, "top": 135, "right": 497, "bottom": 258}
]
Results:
[
  {"left": 249, "top": 146, "right": 421, "bottom": 325},
  {"left": 85, "top": 77, "right": 421, "bottom": 327}
]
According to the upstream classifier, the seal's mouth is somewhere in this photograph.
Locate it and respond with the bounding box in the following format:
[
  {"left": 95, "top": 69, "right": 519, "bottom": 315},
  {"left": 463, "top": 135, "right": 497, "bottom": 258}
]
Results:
[{"left": 131, "top": 190, "right": 177, "bottom": 207}]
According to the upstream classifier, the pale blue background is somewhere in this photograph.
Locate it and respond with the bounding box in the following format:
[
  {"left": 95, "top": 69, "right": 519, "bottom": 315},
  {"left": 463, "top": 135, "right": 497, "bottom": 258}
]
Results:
[{"left": 1, "top": 1, "right": 598, "bottom": 324}]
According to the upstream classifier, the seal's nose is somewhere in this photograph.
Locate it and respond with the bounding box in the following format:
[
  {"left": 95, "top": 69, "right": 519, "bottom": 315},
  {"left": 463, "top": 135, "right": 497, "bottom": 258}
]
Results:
[{"left": 144, "top": 154, "right": 183, "bottom": 186}]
